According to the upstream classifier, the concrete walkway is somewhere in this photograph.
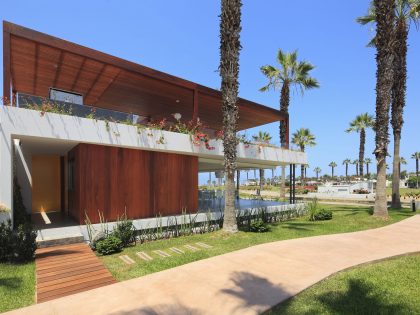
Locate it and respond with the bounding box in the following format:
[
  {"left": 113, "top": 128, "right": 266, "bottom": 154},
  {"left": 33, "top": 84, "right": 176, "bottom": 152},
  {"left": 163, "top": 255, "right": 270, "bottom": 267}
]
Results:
[{"left": 7, "top": 215, "right": 420, "bottom": 315}]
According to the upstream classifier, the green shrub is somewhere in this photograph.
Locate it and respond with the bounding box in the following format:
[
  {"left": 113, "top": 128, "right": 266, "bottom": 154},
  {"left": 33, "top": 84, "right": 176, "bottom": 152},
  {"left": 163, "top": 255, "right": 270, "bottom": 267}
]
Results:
[
  {"left": 249, "top": 220, "right": 270, "bottom": 233},
  {"left": 113, "top": 216, "right": 136, "bottom": 247},
  {"left": 307, "top": 198, "right": 319, "bottom": 221},
  {"left": 0, "top": 221, "right": 37, "bottom": 263},
  {"left": 13, "top": 223, "right": 38, "bottom": 262},
  {"left": 95, "top": 235, "right": 123, "bottom": 255},
  {"left": 13, "top": 177, "right": 30, "bottom": 227},
  {"left": 312, "top": 209, "right": 333, "bottom": 221},
  {"left": 0, "top": 221, "right": 13, "bottom": 262}
]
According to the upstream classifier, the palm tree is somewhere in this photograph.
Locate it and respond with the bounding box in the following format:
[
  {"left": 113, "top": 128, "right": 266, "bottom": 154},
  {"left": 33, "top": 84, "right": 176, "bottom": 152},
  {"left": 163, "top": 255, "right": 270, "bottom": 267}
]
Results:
[
  {"left": 219, "top": 0, "right": 242, "bottom": 233},
  {"left": 260, "top": 50, "right": 319, "bottom": 200},
  {"left": 343, "top": 159, "right": 351, "bottom": 179},
  {"left": 412, "top": 152, "right": 420, "bottom": 188},
  {"left": 346, "top": 113, "right": 375, "bottom": 177},
  {"left": 358, "top": 0, "right": 420, "bottom": 209},
  {"left": 304, "top": 164, "right": 309, "bottom": 179},
  {"left": 329, "top": 162, "right": 337, "bottom": 179},
  {"left": 372, "top": 0, "right": 396, "bottom": 217},
  {"left": 291, "top": 128, "right": 316, "bottom": 186},
  {"left": 252, "top": 131, "right": 272, "bottom": 194},
  {"left": 314, "top": 167, "right": 321, "bottom": 180},
  {"left": 365, "top": 158, "right": 372, "bottom": 178},
  {"left": 352, "top": 159, "right": 359, "bottom": 177}
]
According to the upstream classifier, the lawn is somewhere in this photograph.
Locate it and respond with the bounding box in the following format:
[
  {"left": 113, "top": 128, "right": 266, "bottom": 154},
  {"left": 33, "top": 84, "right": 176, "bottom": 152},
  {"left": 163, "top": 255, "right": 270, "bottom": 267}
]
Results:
[
  {"left": 99, "top": 205, "right": 415, "bottom": 281},
  {"left": 267, "top": 254, "right": 420, "bottom": 314},
  {"left": 386, "top": 187, "right": 420, "bottom": 196},
  {"left": 0, "top": 262, "right": 35, "bottom": 313}
]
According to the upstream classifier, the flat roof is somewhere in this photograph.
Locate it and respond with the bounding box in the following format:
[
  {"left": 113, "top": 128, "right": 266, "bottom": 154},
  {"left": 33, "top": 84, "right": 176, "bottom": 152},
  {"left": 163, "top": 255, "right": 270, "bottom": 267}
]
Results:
[{"left": 3, "top": 21, "right": 287, "bottom": 131}]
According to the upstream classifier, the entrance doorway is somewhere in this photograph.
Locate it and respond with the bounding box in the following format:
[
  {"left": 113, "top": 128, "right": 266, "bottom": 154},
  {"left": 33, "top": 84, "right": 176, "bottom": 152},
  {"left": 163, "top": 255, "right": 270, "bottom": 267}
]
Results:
[{"left": 32, "top": 155, "right": 62, "bottom": 213}]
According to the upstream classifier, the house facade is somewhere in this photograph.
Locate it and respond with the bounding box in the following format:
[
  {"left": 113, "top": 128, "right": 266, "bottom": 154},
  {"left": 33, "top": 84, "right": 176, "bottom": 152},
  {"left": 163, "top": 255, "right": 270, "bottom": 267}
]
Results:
[{"left": 1, "top": 21, "right": 307, "bottom": 226}]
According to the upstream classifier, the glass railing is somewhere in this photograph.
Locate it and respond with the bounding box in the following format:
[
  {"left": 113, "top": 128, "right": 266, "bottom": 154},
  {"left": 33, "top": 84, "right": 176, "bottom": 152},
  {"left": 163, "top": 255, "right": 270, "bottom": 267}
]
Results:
[{"left": 18, "top": 93, "right": 140, "bottom": 124}]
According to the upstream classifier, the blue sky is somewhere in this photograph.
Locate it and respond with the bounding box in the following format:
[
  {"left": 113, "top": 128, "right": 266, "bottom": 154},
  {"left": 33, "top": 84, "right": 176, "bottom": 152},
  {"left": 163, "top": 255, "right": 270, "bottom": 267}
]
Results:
[{"left": 1, "top": 0, "right": 419, "bottom": 182}]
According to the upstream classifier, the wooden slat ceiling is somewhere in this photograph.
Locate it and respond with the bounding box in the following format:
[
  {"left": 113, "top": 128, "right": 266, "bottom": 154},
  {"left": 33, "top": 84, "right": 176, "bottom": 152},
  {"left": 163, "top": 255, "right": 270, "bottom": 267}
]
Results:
[{"left": 6, "top": 21, "right": 286, "bottom": 130}]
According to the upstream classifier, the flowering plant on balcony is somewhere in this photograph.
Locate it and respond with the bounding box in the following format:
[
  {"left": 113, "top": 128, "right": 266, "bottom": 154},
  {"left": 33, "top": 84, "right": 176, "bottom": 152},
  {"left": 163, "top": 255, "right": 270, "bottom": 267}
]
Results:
[
  {"left": 192, "top": 132, "right": 215, "bottom": 150},
  {"left": 147, "top": 118, "right": 167, "bottom": 130},
  {"left": 169, "top": 113, "right": 202, "bottom": 135},
  {"left": 215, "top": 130, "right": 251, "bottom": 148}
]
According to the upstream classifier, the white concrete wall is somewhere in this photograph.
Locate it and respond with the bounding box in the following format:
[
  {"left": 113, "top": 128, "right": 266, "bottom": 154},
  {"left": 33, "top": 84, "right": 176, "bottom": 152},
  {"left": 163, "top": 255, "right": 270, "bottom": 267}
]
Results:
[{"left": 0, "top": 106, "right": 307, "bottom": 216}]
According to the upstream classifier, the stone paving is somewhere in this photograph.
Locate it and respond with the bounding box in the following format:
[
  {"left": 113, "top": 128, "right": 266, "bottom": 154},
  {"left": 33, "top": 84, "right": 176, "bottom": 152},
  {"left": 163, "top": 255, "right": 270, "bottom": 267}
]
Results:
[
  {"left": 6, "top": 215, "right": 420, "bottom": 315},
  {"left": 118, "top": 243, "right": 212, "bottom": 265}
]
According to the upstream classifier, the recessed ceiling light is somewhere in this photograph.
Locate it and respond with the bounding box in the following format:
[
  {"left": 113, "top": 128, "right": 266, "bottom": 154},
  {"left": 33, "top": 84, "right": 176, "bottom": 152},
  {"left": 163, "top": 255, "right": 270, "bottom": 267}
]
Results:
[{"left": 175, "top": 99, "right": 180, "bottom": 103}]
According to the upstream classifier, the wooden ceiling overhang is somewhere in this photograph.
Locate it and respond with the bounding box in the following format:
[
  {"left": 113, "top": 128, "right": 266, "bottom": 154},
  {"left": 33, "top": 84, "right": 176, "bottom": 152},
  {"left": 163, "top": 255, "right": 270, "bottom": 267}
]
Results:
[{"left": 3, "top": 21, "right": 287, "bottom": 131}]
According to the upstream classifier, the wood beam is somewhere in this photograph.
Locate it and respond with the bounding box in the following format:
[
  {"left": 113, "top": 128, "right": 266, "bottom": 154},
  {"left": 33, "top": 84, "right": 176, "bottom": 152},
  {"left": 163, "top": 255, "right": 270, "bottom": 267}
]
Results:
[
  {"left": 3, "top": 21, "right": 196, "bottom": 91},
  {"left": 70, "top": 57, "right": 86, "bottom": 91},
  {"left": 52, "top": 50, "right": 64, "bottom": 88},
  {"left": 193, "top": 87, "right": 199, "bottom": 121},
  {"left": 3, "top": 23, "right": 11, "bottom": 105},
  {"left": 90, "top": 69, "right": 121, "bottom": 105},
  {"left": 84, "top": 63, "right": 106, "bottom": 100},
  {"left": 33, "top": 43, "right": 39, "bottom": 95}
]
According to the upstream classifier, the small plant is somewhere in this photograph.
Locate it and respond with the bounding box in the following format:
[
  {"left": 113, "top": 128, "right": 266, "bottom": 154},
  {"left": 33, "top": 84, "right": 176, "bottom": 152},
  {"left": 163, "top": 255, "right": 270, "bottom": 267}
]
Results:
[
  {"left": 104, "top": 119, "right": 110, "bottom": 132},
  {"left": 156, "top": 135, "right": 165, "bottom": 144},
  {"left": 312, "top": 209, "right": 333, "bottom": 221},
  {"left": 249, "top": 219, "right": 270, "bottom": 233},
  {"left": 308, "top": 198, "right": 319, "bottom": 221},
  {"left": 0, "top": 221, "right": 37, "bottom": 263},
  {"left": 0, "top": 203, "right": 10, "bottom": 212},
  {"left": 113, "top": 214, "right": 136, "bottom": 247},
  {"left": 85, "top": 107, "right": 97, "bottom": 120},
  {"left": 95, "top": 235, "right": 123, "bottom": 255},
  {"left": 308, "top": 199, "right": 333, "bottom": 221}
]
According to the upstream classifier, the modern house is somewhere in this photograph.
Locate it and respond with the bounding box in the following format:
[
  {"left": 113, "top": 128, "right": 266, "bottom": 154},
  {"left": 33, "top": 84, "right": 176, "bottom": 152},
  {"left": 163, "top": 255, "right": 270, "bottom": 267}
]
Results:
[{"left": 1, "top": 21, "right": 307, "bottom": 231}]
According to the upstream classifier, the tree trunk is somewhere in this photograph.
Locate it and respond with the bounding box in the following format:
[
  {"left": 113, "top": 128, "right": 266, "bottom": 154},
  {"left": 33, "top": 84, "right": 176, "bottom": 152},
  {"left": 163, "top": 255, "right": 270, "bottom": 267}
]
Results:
[
  {"left": 279, "top": 82, "right": 289, "bottom": 201},
  {"left": 279, "top": 82, "right": 290, "bottom": 146},
  {"left": 375, "top": 159, "right": 388, "bottom": 216},
  {"left": 373, "top": 0, "right": 395, "bottom": 218},
  {"left": 236, "top": 169, "right": 240, "bottom": 199},
  {"left": 224, "top": 172, "right": 237, "bottom": 232},
  {"left": 331, "top": 167, "right": 334, "bottom": 178},
  {"left": 367, "top": 163, "right": 370, "bottom": 177},
  {"left": 220, "top": 0, "right": 242, "bottom": 233},
  {"left": 390, "top": 19, "right": 407, "bottom": 209},
  {"left": 416, "top": 159, "right": 419, "bottom": 189},
  {"left": 391, "top": 134, "right": 401, "bottom": 208},
  {"left": 356, "top": 164, "right": 359, "bottom": 177},
  {"left": 359, "top": 129, "right": 365, "bottom": 177},
  {"left": 280, "top": 166, "right": 286, "bottom": 200},
  {"left": 301, "top": 164, "right": 304, "bottom": 187},
  {"left": 259, "top": 169, "right": 264, "bottom": 195}
]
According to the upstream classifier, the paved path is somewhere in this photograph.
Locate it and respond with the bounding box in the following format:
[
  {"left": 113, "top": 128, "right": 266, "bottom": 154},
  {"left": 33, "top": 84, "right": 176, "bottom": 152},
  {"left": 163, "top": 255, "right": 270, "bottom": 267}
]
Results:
[
  {"left": 35, "top": 243, "right": 116, "bottom": 303},
  {"left": 7, "top": 215, "right": 420, "bottom": 315}
]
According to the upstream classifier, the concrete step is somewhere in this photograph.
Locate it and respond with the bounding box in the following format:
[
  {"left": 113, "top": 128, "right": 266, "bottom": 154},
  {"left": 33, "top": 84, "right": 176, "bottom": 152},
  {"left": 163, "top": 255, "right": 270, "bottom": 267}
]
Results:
[{"left": 36, "top": 233, "right": 85, "bottom": 248}]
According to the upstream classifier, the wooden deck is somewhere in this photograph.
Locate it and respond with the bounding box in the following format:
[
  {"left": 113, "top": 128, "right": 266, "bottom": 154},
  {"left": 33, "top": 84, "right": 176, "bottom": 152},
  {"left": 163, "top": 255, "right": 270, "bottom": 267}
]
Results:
[{"left": 36, "top": 243, "right": 117, "bottom": 303}]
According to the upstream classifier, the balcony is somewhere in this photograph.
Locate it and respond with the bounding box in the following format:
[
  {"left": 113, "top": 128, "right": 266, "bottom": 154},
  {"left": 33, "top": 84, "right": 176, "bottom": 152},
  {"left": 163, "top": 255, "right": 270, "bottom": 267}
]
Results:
[{"left": 1, "top": 95, "right": 307, "bottom": 167}]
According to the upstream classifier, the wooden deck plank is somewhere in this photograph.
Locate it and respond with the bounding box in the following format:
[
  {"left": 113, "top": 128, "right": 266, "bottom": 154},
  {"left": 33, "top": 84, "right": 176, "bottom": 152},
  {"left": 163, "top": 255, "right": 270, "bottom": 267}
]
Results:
[
  {"left": 35, "top": 243, "right": 116, "bottom": 303},
  {"left": 36, "top": 255, "right": 99, "bottom": 268},
  {"left": 38, "top": 273, "right": 115, "bottom": 293},
  {"left": 37, "top": 262, "right": 104, "bottom": 278},
  {"left": 37, "top": 279, "right": 117, "bottom": 303},
  {"left": 37, "top": 269, "right": 112, "bottom": 288}
]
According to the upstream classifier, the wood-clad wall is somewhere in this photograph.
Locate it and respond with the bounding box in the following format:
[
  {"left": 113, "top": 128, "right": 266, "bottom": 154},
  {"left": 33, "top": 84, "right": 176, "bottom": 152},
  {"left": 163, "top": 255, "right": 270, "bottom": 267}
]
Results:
[{"left": 67, "top": 144, "right": 198, "bottom": 224}]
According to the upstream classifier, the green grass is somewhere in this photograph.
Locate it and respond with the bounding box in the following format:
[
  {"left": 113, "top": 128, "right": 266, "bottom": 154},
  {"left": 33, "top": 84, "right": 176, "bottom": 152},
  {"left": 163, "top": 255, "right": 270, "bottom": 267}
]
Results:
[
  {"left": 99, "top": 205, "right": 415, "bottom": 281},
  {"left": 0, "top": 262, "right": 35, "bottom": 313},
  {"left": 267, "top": 254, "right": 420, "bottom": 314},
  {"left": 386, "top": 187, "right": 420, "bottom": 196}
]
